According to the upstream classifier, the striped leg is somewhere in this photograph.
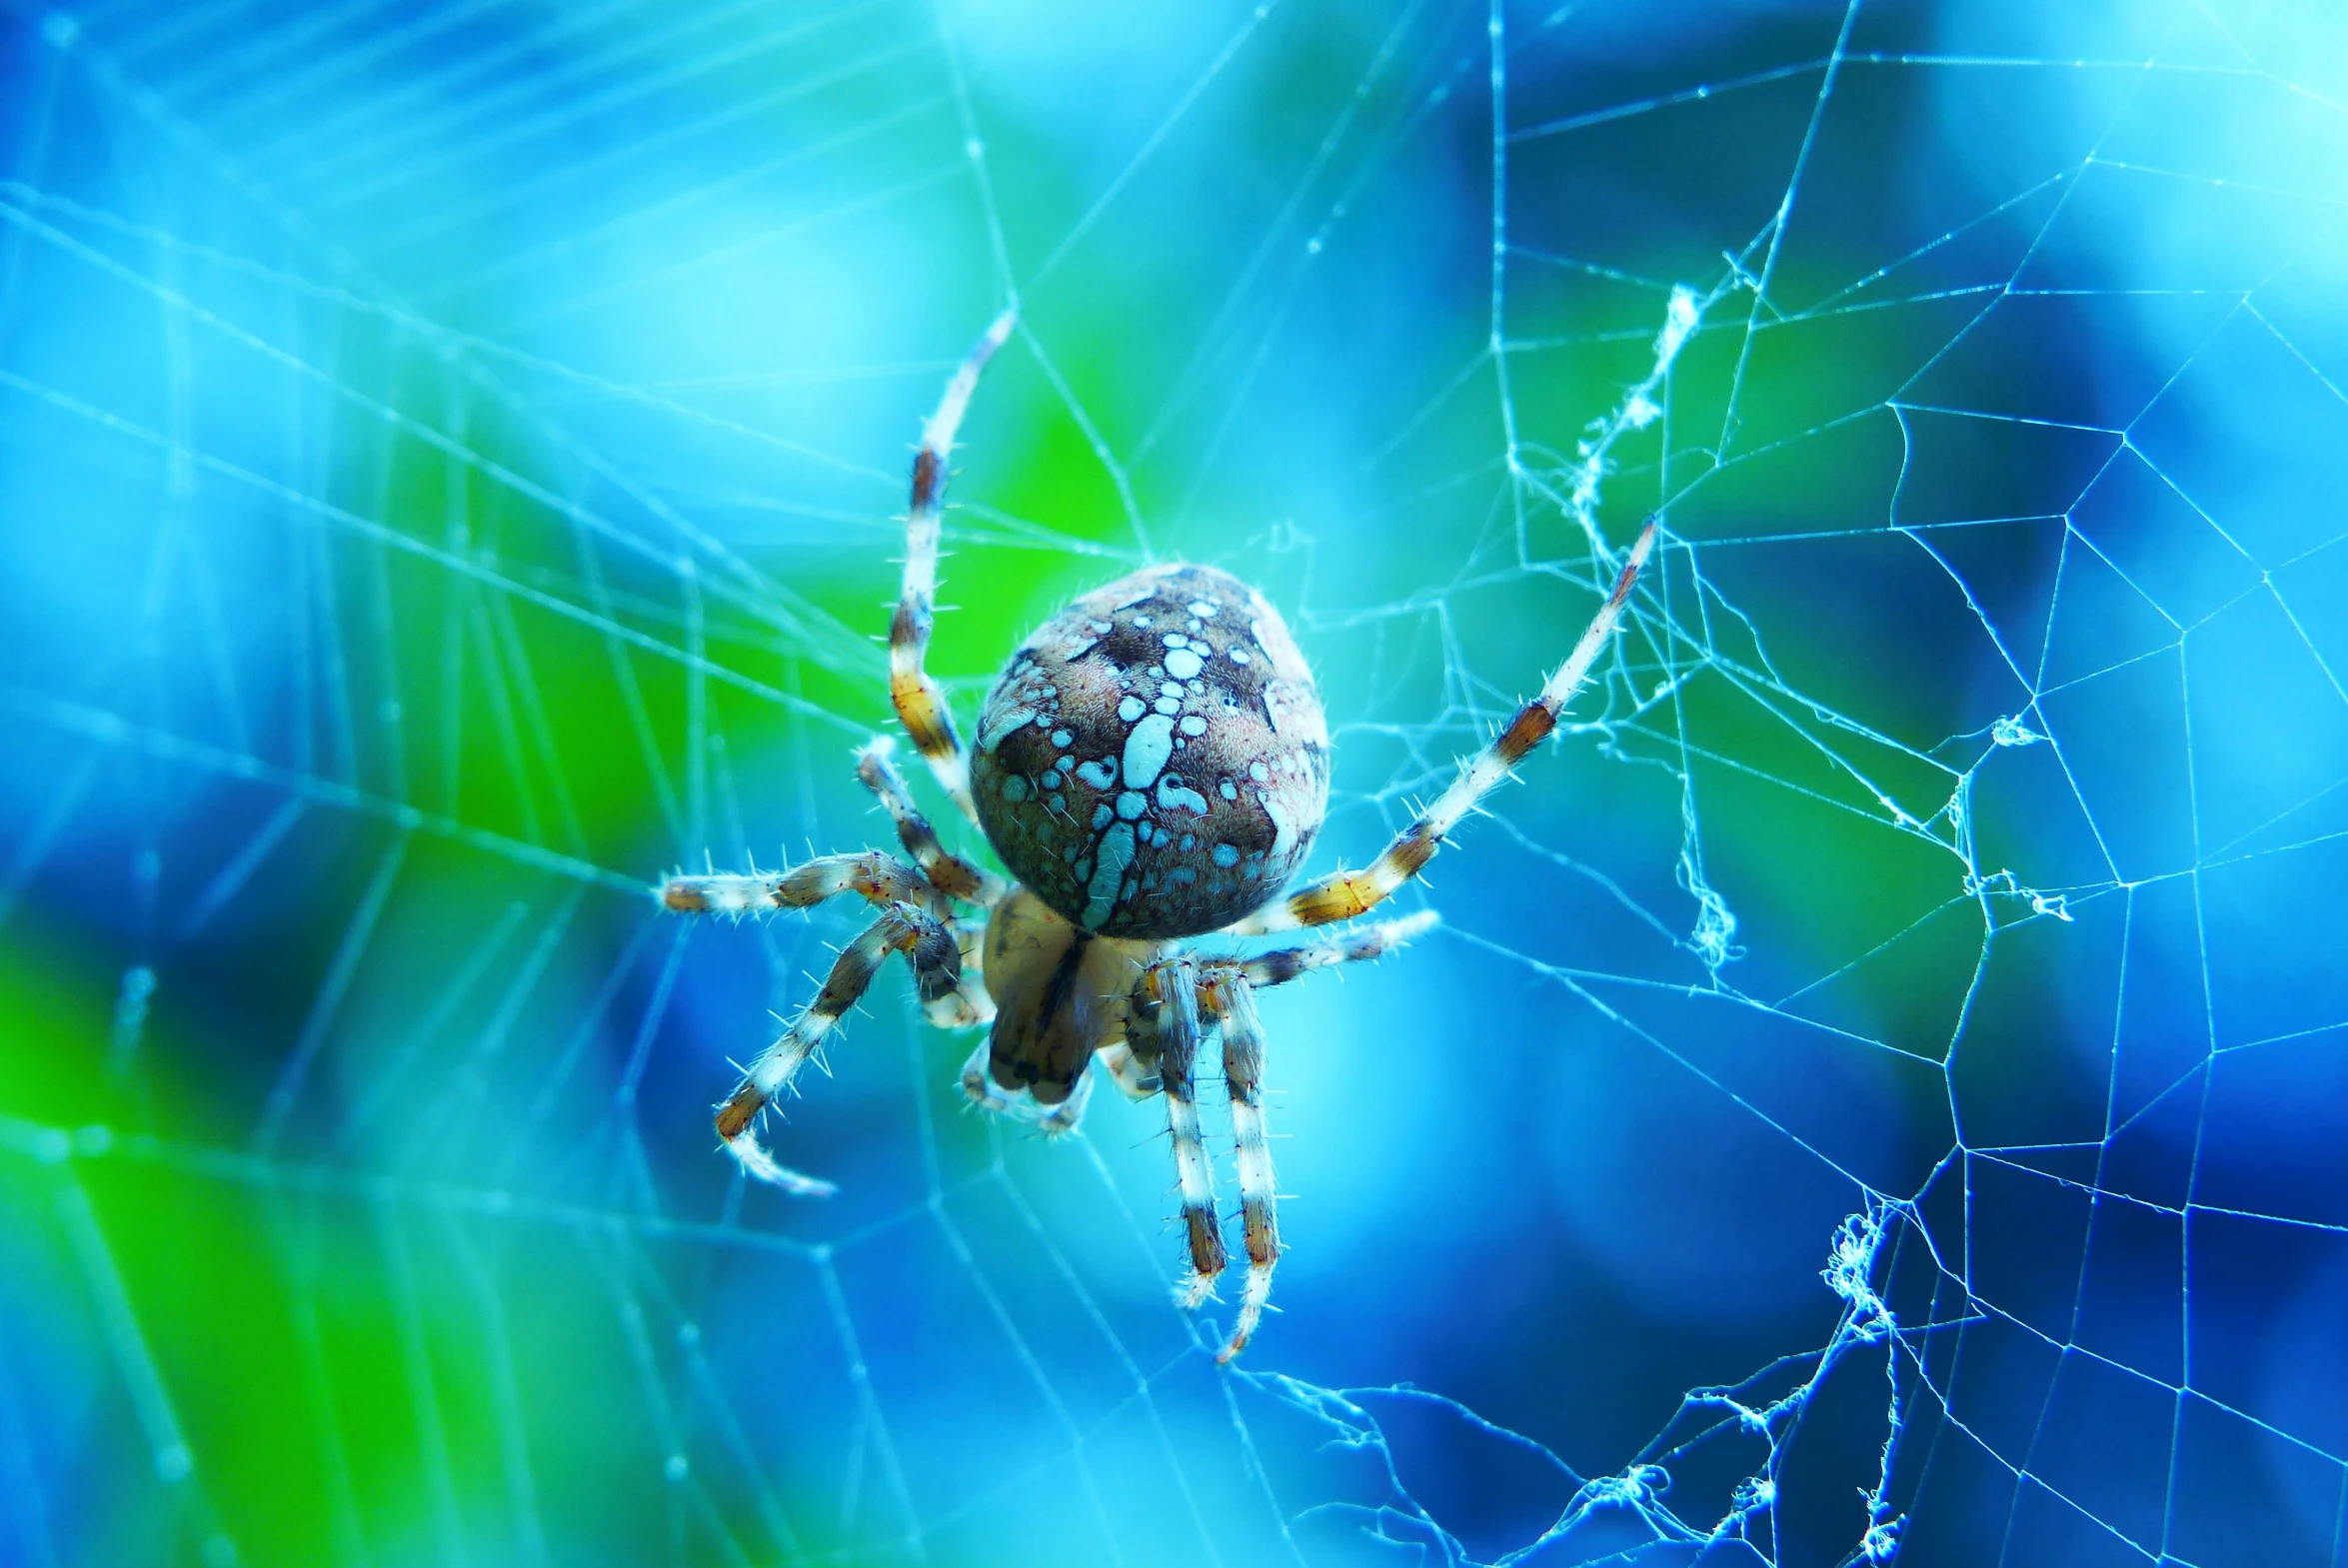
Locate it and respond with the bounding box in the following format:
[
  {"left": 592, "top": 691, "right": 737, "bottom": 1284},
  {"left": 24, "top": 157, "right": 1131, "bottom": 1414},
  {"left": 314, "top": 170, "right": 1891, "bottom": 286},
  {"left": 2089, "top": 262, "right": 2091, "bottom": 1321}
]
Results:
[
  {"left": 715, "top": 902, "right": 961, "bottom": 1195},
  {"left": 891, "top": 308, "right": 1019, "bottom": 827},
  {"left": 1234, "top": 522, "right": 1657, "bottom": 934},
  {"left": 929, "top": 915, "right": 997, "bottom": 1032},
  {"left": 1199, "top": 972, "right": 1275, "bottom": 1362},
  {"left": 1135, "top": 956, "right": 1225, "bottom": 1304},
  {"left": 856, "top": 737, "right": 1007, "bottom": 907},
  {"left": 661, "top": 850, "right": 943, "bottom": 920},
  {"left": 1181, "top": 914, "right": 1435, "bottom": 1358},
  {"left": 1211, "top": 908, "right": 1441, "bottom": 991}
]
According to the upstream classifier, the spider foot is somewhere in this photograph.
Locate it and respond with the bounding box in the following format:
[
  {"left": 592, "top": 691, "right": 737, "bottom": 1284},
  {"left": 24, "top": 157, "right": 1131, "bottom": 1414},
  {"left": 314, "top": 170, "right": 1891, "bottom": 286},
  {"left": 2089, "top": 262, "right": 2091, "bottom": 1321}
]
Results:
[
  {"left": 721, "top": 1130, "right": 839, "bottom": 1198},
  {"left": 1216, "top": 1263, "right": 1275, "bottom": 1362},
  {"left": 1178, "top": 1269, "right": 1219, "bottom": 1311}
]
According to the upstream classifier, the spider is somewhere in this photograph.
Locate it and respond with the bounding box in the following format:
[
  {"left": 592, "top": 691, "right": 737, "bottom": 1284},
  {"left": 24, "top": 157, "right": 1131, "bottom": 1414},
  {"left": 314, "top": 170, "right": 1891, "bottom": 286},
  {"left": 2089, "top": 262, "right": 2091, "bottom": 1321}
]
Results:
[{"left": 660, "top": 309, "right": 1654, "bottom": 1360}]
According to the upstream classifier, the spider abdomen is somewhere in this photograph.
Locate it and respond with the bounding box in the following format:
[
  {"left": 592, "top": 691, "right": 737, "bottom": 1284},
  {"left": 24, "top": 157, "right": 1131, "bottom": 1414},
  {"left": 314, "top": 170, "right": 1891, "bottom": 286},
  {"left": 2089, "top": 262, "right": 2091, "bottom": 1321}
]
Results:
[{"left": 972, "top": 564, "right": 1329, "bottom": 938}]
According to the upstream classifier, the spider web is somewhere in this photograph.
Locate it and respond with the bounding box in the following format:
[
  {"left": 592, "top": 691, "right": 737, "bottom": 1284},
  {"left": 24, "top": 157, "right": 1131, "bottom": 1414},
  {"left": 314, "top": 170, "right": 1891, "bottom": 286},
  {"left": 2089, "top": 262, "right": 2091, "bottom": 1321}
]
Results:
[{"left": 2, "top": 0, "right": 2346, "bottom": 1562}]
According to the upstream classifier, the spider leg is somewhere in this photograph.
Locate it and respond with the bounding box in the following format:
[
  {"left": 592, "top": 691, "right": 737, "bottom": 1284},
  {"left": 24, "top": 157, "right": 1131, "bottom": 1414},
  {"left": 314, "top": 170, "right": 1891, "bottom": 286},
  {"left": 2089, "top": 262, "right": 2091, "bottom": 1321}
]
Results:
[
  {"left": 715, "top": 901, "right": 961, "bottom": 1193},
  {"left": 1166, "top": 912, "right": 1433, "bottom": 1359},
  {"left": 1233, "top": 522, "right": 1656, "bottom": 934},
  {"left": 1134, "top": 956, "right": 1226, "bottom": 1304},
  {"left": 892, "top": 307, "right": 1019, "bottom": 827},
  {"left": 661, "top": 850, "right": 946, "bottom": 921},
  {"left": 1207, "top": 908, "right": 1441, "bottom": 990},
  {"left": 856, "top": 737, "right": 1008, "bottom": 908},
  {"left": 931, "top": 914, "right": 997, "bottom": 1031},
  {"left": 1198, "top": 971, "right": 1275, "bottom": 1362},
  {"left": 1094, "top": 1040, "right": 1160, "bottom": 1100},
  {"left": 852, "top": 739, "right": 1001, "bottom": 1027}
]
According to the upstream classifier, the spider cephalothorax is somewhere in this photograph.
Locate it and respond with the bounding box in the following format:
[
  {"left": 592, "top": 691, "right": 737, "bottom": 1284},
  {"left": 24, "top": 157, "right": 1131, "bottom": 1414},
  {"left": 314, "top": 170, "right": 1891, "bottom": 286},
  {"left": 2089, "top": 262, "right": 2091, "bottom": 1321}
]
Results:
[{"left": 660, "top": 309, "right": 1653, "bottom": 1359}]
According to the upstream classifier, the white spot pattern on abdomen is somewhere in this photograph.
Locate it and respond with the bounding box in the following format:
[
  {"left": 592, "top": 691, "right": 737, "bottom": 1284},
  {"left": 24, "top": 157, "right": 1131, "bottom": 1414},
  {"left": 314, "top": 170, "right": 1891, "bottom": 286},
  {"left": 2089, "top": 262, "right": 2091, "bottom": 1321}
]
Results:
[{"left": 969, "top": 564, "right": 1330, "bottom": 938}]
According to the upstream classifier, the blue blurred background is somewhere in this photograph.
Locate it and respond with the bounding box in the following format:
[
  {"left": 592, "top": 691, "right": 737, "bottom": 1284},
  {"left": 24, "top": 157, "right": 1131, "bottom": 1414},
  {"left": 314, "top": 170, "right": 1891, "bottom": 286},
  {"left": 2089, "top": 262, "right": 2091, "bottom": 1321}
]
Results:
[{"left": 4, "top": 0, "right": 2347, "bottom": 1563}]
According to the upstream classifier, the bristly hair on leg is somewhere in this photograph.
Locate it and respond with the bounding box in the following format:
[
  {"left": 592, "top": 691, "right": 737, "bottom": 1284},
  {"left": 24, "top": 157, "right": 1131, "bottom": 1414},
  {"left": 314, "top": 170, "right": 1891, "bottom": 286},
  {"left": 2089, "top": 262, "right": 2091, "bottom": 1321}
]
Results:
[
  {"left": 662, "top": 850, "right": 947, "bottom": 920},
  {"left": 856, "top": 736, "right": 1007, "bottom": 907},
  {"left": 889, "top": 308, "right": 1018, "bottom": 826},
  {"left": 713, "top": 903, "right": 961, "bottom": 1194},
  {"left": 1203, "top": 971, "right": 1277, "bottom": 1361},
  {"left": 1215, "top": 909, "right": 1441, "bottom": 990},
  {"left": 1235, "top": 522, "right": 1655, "bottom": 934},
  {"left": 1138, "top": 955, "right": 1226, "bottom": 1305}
]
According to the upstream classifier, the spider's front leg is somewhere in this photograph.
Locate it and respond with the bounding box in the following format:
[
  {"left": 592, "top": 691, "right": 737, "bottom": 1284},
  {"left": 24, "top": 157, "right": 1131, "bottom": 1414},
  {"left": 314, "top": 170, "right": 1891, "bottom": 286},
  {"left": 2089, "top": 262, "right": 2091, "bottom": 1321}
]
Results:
[
  {"left": 714, "top": 901, "right": 961, "bottom": 1195},
  {"left": 1134, "top": 955, "right": 1226, "bottom": 1306},
  {"left": 890, "top": 308, "right": 1017, "bottom": 826}
]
